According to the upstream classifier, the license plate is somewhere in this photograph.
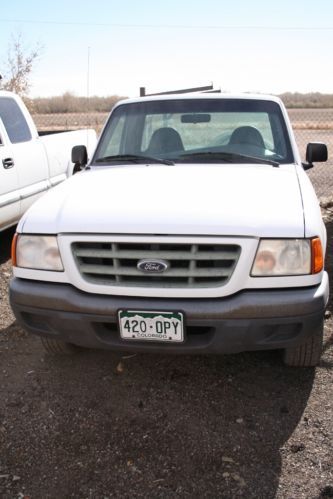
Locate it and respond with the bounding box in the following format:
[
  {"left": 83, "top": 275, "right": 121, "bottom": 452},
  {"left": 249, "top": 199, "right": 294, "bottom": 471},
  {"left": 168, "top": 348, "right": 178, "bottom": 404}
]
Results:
[{"left": 118, "top": 310, "right": 184, "bottom": 343}]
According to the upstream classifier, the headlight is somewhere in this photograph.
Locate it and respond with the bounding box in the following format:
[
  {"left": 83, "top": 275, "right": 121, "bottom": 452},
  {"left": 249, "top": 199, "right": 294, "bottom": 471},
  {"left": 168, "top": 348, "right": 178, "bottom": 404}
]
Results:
[
  {"left": 13, "top": 235, "right": 63, "bottom": 271},
  {"left": 251, "top": 238, "right": 323, "bottom": 276}
]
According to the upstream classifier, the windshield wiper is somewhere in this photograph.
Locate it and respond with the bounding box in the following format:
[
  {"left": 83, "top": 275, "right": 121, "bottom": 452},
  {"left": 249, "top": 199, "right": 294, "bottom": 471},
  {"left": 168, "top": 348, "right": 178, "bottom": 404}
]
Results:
[
  {"left": 95, "top": 154, "right": 174, "bottom": 166},
  {"left": 178, "top": 151, "right": 280, "bottom": 167}
]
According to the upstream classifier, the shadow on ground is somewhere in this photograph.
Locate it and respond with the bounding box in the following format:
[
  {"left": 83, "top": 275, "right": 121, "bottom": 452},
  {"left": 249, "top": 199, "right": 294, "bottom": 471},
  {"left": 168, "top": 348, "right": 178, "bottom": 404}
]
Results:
[
  {"left": 1, "top": 336, "right": 315, "bottom": 498},
  {"left": 0, "top": 226, "right": 15, "bottom": 264}
]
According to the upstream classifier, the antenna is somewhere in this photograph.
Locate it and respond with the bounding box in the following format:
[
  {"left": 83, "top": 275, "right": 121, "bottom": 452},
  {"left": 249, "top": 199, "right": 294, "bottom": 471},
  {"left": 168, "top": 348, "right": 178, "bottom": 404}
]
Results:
[
  {"left": 87, "top": 47, "right": 90, "bottom": 102},
  {"left": 86, "top": 47, "right": 91, "bottom": 146}
]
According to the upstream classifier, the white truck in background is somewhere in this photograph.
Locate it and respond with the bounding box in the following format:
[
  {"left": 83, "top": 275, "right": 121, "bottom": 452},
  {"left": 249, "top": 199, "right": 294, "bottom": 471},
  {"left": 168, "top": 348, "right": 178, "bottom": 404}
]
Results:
[{"left": 0, "top": 91, "right": 97, "bottom": 231}]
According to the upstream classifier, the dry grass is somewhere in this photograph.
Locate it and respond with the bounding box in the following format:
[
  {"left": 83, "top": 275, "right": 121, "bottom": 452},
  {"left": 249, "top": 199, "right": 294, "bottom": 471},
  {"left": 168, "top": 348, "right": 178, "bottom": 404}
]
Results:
[{"left": 33, "top": 112, "right": 108, "bottom": 133}]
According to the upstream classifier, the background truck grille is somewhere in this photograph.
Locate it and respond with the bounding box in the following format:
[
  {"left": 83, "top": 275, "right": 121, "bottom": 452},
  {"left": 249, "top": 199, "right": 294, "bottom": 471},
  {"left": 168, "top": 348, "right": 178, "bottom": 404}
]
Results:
[{"left": 72, "top": 241, "right": 241, "bottom": 288}]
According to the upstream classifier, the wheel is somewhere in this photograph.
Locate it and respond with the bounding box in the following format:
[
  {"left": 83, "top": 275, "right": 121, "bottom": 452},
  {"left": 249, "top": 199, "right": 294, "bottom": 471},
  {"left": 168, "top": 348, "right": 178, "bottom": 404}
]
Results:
[
  {"left": 40, "top": 337, "right": 78, "bottom": 355},
  {"left": 283, "top": 321, "right": 323, "bottom": 367}
]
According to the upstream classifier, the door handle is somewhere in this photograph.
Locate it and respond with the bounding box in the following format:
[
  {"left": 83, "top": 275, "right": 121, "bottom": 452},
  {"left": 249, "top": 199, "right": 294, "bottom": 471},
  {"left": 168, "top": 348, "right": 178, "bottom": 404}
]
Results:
[{"left": 2, "top": 158, "right": 14, "bottom": 169}]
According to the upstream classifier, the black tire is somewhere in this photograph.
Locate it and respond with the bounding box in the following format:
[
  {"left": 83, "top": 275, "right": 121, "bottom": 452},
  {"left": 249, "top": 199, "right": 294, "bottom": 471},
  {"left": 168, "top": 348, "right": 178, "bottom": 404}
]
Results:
[
  {"left": 283, "top": 321, "right": 323, "bottom": 367},
  {"left": 40, "top": 337, "right": 78, "bottom": 355}
]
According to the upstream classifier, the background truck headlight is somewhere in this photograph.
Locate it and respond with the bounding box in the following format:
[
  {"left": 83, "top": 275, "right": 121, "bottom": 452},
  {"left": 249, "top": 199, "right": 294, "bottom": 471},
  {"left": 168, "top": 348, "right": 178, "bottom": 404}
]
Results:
[
  {"left": 13, "top": 235, "right": 64, "bottom": 271},
  {"left": 251, "top": 238, "right": 323, "bottom": 276}
]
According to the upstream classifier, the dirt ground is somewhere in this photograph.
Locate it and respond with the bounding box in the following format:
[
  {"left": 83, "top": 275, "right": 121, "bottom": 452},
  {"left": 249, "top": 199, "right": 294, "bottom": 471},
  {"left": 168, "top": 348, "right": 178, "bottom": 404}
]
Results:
[{"left": 0, "top": 210, "right": 333, "bottom": 498}]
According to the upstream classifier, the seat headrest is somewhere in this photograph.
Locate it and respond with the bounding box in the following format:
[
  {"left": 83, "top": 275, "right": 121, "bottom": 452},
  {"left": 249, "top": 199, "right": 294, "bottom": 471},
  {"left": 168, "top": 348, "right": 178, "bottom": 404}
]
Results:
[
  {"left": 229, "top": 126, "right": 265, "bottom": 149},
  {"left": 148, "top": 127, "right": 184, "bottom": 154}
]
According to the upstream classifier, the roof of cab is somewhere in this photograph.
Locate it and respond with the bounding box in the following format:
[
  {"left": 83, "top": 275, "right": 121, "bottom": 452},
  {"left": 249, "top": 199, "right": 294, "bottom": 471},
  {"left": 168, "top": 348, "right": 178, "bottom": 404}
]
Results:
[{"left": 114, "top": 92, "right": 283, "bottom": 108}]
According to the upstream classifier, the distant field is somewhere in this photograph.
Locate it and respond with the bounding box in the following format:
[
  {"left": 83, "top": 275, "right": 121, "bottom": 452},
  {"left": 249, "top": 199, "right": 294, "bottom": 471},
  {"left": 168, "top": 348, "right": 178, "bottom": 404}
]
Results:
[
  {"left": 32, "top": 107, "right": 332, "bottom": 163},
  {"left": 287, "top": 110, "right": 333, "bottom": 196},
  {"left": 32, "top": 108, "right": 333, "bottom": 133},
  {"left": 287, "top": 108, "right": 333, "bottom": 130},
  {"left": 33, "top": 112, "right": 109, "bottom": 133}
]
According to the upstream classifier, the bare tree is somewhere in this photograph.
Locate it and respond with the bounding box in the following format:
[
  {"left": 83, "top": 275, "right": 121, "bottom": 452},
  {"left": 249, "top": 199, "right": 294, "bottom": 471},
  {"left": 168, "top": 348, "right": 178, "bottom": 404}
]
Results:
[{"left": 1, "top": 33, "right": 41, "bottom": 96}]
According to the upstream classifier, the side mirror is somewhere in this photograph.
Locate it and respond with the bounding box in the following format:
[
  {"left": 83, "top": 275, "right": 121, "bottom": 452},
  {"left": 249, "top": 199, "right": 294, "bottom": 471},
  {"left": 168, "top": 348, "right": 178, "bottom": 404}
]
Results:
[
  {"left": 306, "top": 142, "right": 328, "bottom": 163},
  {"left": 72, "top": 145, "right": 88, "bottom": 174}
]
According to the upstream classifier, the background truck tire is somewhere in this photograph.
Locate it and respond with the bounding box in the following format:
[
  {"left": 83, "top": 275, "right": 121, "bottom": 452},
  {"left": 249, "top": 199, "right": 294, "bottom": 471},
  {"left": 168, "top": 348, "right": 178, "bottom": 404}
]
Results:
[
  {"left": 283, "top": 321, "right": 323, "bottom": 367},
  {"left": 40, "top": 337, "right": 79, "bottom": 355}
]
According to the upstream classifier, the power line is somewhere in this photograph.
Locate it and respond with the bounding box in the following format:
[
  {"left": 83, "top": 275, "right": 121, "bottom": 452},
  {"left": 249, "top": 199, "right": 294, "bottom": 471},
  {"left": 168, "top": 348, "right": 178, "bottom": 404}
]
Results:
[{"left": 0, "top": 18, "right": 332, "bottom": 30}]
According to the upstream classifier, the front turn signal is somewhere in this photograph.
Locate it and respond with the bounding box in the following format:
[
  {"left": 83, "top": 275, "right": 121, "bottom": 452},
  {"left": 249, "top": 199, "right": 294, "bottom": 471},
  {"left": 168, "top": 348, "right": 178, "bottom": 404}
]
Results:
[
  {"left": 311, "top": 237, "right": 323, "bottom": 274},
  {"left": 11, "top": 233, "right": 18, "bottom": 267}
]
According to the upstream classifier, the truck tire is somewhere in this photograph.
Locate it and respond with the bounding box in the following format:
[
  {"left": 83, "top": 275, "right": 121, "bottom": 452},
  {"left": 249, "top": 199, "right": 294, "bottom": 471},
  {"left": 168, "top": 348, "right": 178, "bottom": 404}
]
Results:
[
  {"left": 40, "top": 337, "right": 78, "bottom": 355},
  {"left": 283, "top": 321, "right": 323, "bottom": 367}
]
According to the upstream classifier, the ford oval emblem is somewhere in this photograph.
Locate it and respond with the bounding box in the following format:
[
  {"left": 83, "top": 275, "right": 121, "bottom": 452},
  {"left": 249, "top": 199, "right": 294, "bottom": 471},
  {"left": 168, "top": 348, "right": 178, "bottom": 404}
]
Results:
[{"left": 137, "top": 259, "right": 169, "bottom": 273}]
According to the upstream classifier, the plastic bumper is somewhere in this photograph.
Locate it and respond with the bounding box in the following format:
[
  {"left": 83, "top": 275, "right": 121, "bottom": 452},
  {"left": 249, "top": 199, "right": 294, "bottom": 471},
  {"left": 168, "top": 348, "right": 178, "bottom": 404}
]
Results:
[{"left": 9, "top": 273, "right": 329, "bottom": 354}]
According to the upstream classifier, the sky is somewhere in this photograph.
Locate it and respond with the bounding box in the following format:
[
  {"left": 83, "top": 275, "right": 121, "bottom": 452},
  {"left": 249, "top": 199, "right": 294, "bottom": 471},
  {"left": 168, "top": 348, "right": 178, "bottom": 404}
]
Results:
[{"left": 0, "top": 0, "right": 333, "bottom": 98}]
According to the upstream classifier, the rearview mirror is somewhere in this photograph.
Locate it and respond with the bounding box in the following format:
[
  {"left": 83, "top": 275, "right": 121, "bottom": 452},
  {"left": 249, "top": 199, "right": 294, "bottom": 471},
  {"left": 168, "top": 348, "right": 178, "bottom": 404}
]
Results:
[{"left": 181, "top": 113, "right": 211, "bottom": 124}]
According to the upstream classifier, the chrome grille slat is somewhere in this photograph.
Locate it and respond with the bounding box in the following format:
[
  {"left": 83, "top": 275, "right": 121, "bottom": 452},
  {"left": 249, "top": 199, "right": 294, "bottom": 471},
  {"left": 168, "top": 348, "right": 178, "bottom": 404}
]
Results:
[
  {"left": 79, "top": 264, "right": 231, "bottom": 278},
  {"left": 188, "top": 244, "right": 198, "bottom": 285},
  {"left": 73, "top": 248, "right": 239, "bottom": 260},
  {"left": 112, "top": 243, "right": 121, "bottom": 283},
  {"left": 72, "top": 241, "right": 241, "bottom": 289}
]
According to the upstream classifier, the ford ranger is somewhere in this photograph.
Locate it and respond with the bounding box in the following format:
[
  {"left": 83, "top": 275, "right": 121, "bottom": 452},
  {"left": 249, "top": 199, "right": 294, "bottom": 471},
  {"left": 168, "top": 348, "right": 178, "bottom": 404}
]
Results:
[{"left": 9, "top": 93, "right": 329, "bottom": 366}]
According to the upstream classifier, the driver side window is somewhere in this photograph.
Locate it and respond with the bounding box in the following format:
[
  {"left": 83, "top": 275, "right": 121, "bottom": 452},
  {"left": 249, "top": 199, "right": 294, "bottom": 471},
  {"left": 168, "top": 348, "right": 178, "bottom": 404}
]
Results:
[{"left": 0, "top": 97, "right": 32, "bottom": 144}]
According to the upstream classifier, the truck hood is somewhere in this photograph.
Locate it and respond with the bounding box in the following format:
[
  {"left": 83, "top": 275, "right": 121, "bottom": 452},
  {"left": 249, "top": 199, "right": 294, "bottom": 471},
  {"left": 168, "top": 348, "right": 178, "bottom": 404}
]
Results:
[{"left": 20, "top": 163, "right": 305, "bottom": 237}]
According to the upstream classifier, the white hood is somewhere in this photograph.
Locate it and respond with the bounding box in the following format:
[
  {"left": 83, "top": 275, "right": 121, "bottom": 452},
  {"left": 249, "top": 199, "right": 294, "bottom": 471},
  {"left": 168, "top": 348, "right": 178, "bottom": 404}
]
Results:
[{"left": 19, "top": 163, "right": 305, "bottom": 238}]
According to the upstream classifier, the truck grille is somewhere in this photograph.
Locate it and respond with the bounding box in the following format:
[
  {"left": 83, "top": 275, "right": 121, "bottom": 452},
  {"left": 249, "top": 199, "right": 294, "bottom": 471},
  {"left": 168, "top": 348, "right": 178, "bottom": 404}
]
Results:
[{"left": 71, "top": 241, "right": 241, "bottom": 288}]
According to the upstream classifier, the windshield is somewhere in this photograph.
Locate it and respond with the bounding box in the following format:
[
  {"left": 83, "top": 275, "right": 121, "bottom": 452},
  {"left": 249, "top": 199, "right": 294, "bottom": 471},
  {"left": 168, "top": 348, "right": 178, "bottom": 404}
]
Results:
[{"left": 93, "top": 98, "right": 295, "bottom": 165}]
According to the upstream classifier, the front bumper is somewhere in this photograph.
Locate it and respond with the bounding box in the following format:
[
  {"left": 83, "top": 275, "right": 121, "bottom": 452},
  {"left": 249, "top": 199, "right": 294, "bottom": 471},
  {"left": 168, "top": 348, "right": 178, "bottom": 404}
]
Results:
[{"left": 9, "top": 273, "right": 329, "bottom": 354}]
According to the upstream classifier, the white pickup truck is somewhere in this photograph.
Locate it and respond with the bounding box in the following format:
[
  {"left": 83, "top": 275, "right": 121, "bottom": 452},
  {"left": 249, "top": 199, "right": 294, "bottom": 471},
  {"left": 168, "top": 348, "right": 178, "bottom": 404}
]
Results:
[
  {"left": 0, "top": 91, "right": 96, "bottom": 231},
  {"left": 9, "top": 93, "right": 329, "bottom": 366}
]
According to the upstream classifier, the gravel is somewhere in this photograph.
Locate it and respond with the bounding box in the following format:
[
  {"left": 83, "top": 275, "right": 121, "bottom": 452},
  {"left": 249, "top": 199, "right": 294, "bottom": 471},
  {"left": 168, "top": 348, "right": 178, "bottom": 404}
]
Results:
[{"left": 0, "top": 214, "right": 332, "bottom": 499}]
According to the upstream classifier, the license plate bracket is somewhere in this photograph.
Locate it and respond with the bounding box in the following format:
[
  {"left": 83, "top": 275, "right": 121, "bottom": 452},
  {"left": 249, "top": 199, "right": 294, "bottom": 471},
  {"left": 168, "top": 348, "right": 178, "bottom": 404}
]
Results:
[{"left": 118, "top": 310, "right": 184, "bottom": 343}]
